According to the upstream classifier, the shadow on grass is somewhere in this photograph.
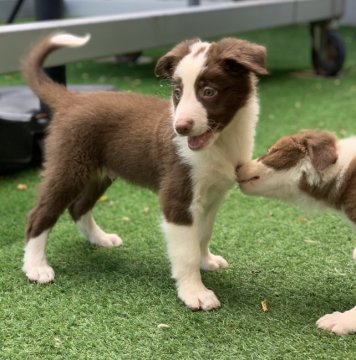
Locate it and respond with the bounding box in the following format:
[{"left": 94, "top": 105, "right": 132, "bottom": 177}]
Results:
[{"left": 49, "top": 235, "right": 355, "bottom": 321}]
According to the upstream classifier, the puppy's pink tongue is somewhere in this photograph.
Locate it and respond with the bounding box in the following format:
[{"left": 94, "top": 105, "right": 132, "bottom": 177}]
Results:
[{"left": 188, "top": 131, "right": 213, "bottom": 151}]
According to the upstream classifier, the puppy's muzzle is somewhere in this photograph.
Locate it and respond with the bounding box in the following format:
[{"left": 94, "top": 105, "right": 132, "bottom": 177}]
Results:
[{"left": 175, "top": 118, "right": 194, "bottom": 136}]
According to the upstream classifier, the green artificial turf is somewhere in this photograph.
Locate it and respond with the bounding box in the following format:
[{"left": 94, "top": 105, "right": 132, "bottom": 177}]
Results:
[{"left": 1, "top": 25, "right": 356, "bottom": 359}]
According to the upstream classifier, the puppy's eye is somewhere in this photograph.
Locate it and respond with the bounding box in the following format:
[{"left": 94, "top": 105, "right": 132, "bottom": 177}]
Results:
[
  {"left": 173, "top": 88, "right": 182, "bottom": 101},
  {"left": 202, "top": 87, "right": 216, "bottom": 98}
]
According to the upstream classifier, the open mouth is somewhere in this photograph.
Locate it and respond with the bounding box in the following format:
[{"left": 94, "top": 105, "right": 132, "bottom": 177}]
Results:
[
  {"left": 187, "top": 129, "right": 215, "bottom": 151},
  {"left": 238, "top": 176, "right": 260, "bottom": 184}
]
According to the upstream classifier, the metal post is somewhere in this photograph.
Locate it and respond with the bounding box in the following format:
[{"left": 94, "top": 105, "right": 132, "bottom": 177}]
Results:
[
  {"left": 5, "top": 0, "right": 26, "bottom": 24},
  {"left": 34, "top": 0, "right": 65, "bottom": 116},
  {"left": 188, "top": 0, "right": 200, "bottom": 6}
]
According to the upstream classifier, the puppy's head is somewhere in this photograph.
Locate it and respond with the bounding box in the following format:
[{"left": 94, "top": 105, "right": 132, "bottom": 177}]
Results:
[
  {"left": 155, "top": 37, "right": 268, "bottom": 151},
  {"left": 236, "top": 130, "right": 338, "bottom": 200}
]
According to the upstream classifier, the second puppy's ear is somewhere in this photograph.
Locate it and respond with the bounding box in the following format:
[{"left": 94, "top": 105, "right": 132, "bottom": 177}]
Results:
[
  {"left": 303, "top": 131, "right": 338, "bottom": 171},
  {"left": 155, "top": 38, "right": 200, "bottom": 78}
]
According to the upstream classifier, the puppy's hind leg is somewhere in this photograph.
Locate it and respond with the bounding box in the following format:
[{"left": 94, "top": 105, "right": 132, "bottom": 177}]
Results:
[
  {"left": 23, "top": 176, "right": 84, "bottom": 283},
  {"left": 69, "top": 176, "right": 122, "bottom": 247},
  {"left": 23, "top": 229, "right": 53, "bottom": 283}
]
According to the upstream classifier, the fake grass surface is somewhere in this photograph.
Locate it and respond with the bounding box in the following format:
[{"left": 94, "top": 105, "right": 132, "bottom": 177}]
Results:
[{"left": 1, "top": 26, "right": 356, "bottom": 359}]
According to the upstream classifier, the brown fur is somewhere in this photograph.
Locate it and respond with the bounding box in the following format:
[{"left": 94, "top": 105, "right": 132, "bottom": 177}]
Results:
[
  {"left": 25, "top": 90, "right": 194, "bottom": 239},
  {"left": 209, "top": 38, "right": 268, "bottom": 76},
  {"left": 299, "top": 173, "right": 340, "bottom": 208},
  {"left": 22, "top": 35, "right": 70, "bottom": 109},
  {"left": 259, "top": 130, "right": 337, "bottom": 171},
  {"left": 258, "top": 136, "right": 306, "bottom": 170},
  {"left": 169, "top": 38, "right": 267, "bottom": 132},
  {"left": 24, "top": 34, "right": 266, "bottom": 241},
  {"left": 299, "top": 131, "right": 338, "bottom": 171},
  {"left": 300, "top": 157, "right": 356, "bottom": 221}
]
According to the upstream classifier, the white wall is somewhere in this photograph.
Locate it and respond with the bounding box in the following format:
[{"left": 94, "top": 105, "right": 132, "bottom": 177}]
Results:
[{"left": 341, "top": 0, "right": 356, "bottom": 25}]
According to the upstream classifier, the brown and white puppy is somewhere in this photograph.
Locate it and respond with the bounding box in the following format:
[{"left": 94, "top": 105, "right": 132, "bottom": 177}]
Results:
[
  {"left": 237, "top": 130, "right": 356, "bottom": 334},
  {"left": 22, "top": 33, "right": 267, "bottom": 310}
]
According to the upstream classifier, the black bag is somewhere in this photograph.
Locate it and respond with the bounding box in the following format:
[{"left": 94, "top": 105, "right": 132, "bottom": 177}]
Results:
[{"left": 0, "top": 86, "right": 48, "bottom": 173}]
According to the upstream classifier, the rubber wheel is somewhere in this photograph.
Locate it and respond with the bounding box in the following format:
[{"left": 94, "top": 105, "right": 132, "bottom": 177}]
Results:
[{"left": 312, "top": 30, "right": 345, "bottom": 77}]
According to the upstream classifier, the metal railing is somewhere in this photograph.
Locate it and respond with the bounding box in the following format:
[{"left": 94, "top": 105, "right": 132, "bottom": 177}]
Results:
[{"left": 0, "top": 0, "right": 345, "bottom": 74}]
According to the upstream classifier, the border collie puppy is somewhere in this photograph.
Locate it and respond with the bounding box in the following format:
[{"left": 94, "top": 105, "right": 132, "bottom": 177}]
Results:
[
  {"left": 237, "top": 130, "right": 356, "bottom": 334},
  {"left": 22, "top": 33, "right": 267, "bottom": 310}
]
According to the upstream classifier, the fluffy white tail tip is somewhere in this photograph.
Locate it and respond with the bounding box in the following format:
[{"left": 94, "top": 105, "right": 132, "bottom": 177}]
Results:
[{"left": 50, "top": 33, "right": 91, "bottom": 47}]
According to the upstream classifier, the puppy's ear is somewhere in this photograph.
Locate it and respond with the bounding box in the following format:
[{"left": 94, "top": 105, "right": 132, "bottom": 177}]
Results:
[
  {"left": 155, "top": 38, "right": 200, "bottom": 78},
  {"left": 215, "top": 38, "right": 268, "bottom": 75},
  {"left": 303, "top": 131, "right": 338, "bottom": 171}
]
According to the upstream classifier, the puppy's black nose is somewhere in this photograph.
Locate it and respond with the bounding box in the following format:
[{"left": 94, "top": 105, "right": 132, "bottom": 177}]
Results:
[{"left": 175, "top": 119, "right": 194, "bottom": 135}]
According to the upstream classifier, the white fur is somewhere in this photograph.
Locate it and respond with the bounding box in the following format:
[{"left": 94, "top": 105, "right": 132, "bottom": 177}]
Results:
[
  {"left": 173, "top": 42, "right": 211, "bottom": 135},
  {"left": 50, "top": 33, "right": 91, "bottom": 47},
  {"left": 317, "top": 306, "right": 356, "bottom": 335},
  {"left": 162, "top": 220, "right": 221, "bottom": 310},
  {"left": 168, "top": 80, "right": 259, "bottom": 308},
  {"left": 176, "top": 94, "right": 259, "bottom": 229},
  {"left": 198, "top": 201, "right": 229, "bottom": 271},
  {"left": 22, "top": 230, "right": 54, "bottom": 283},
  {"left": 22, "top": 212, "right": 121, "bottom": 283},
  {"left": 335, "top": 137, "right": 356, "bottom": 190},
  {"left": 76, "top": 212, "right": 122, "bottom": 247},
  {"left": 166, "top": 41, "right": 259, "bottom": 310}
]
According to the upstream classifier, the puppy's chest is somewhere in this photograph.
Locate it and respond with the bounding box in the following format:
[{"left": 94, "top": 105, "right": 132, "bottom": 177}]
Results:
[{"left": 191, "top": 155, "right": 236, "bottom": 208}]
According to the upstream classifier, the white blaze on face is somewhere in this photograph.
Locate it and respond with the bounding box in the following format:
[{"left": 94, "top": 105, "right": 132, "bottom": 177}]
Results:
[{"left": 173, "top": 42, "right": 211, "bottom": 136}]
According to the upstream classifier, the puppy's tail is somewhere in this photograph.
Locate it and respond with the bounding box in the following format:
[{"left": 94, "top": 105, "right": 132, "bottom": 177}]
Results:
[{"left": 22, "top": 32, "right": 91, "bottom": 110}]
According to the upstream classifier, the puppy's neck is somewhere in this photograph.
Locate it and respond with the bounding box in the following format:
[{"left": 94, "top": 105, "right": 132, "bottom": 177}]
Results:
[
  {"left": 298, "top": 170, "right": 340, "bottom": 209},
  {"left": 298, "top": 139, "right": 356, "bottom": 211}
]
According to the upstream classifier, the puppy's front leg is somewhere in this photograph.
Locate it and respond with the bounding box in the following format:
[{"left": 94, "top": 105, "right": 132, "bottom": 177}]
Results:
[
  {"left": 317, "top": 306, "right": 356, "bottom": 335},
  {"left": 162, "top": 220, "right": 221, "bottom": 310}
]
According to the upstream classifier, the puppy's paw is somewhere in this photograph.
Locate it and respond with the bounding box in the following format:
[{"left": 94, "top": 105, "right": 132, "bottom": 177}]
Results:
[
  {"left": 178, "top": 284, "right": 221, "bottom": 311},
  {"left": 90, "top": 232, "right": 123, "bottom": 247},
  {"left": 23, "top": 263, "right": 55, "bottom": 283},
  {"left": 201, "top": 253, "right": 229, "bottom": 272},
  {"left": 316, "top": 307, "right": 356, "bottom": 335}
]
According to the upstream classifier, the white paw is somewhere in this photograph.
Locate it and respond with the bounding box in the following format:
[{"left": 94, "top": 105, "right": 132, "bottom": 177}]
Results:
[
  {"left": 178, "top": 284, "right": 221, "bottom": 311},
  {"left": 316, "top": 307, "right": 356, "bottom": 335},
  {"left": 201, "top": 253, "right": 229, "bottom": 272},
  {"left": 23, "top": 264, "right": 55, "bottom": 283},
  {"left": 89, "top": 232, "right": 123, "bottom": 247}
]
